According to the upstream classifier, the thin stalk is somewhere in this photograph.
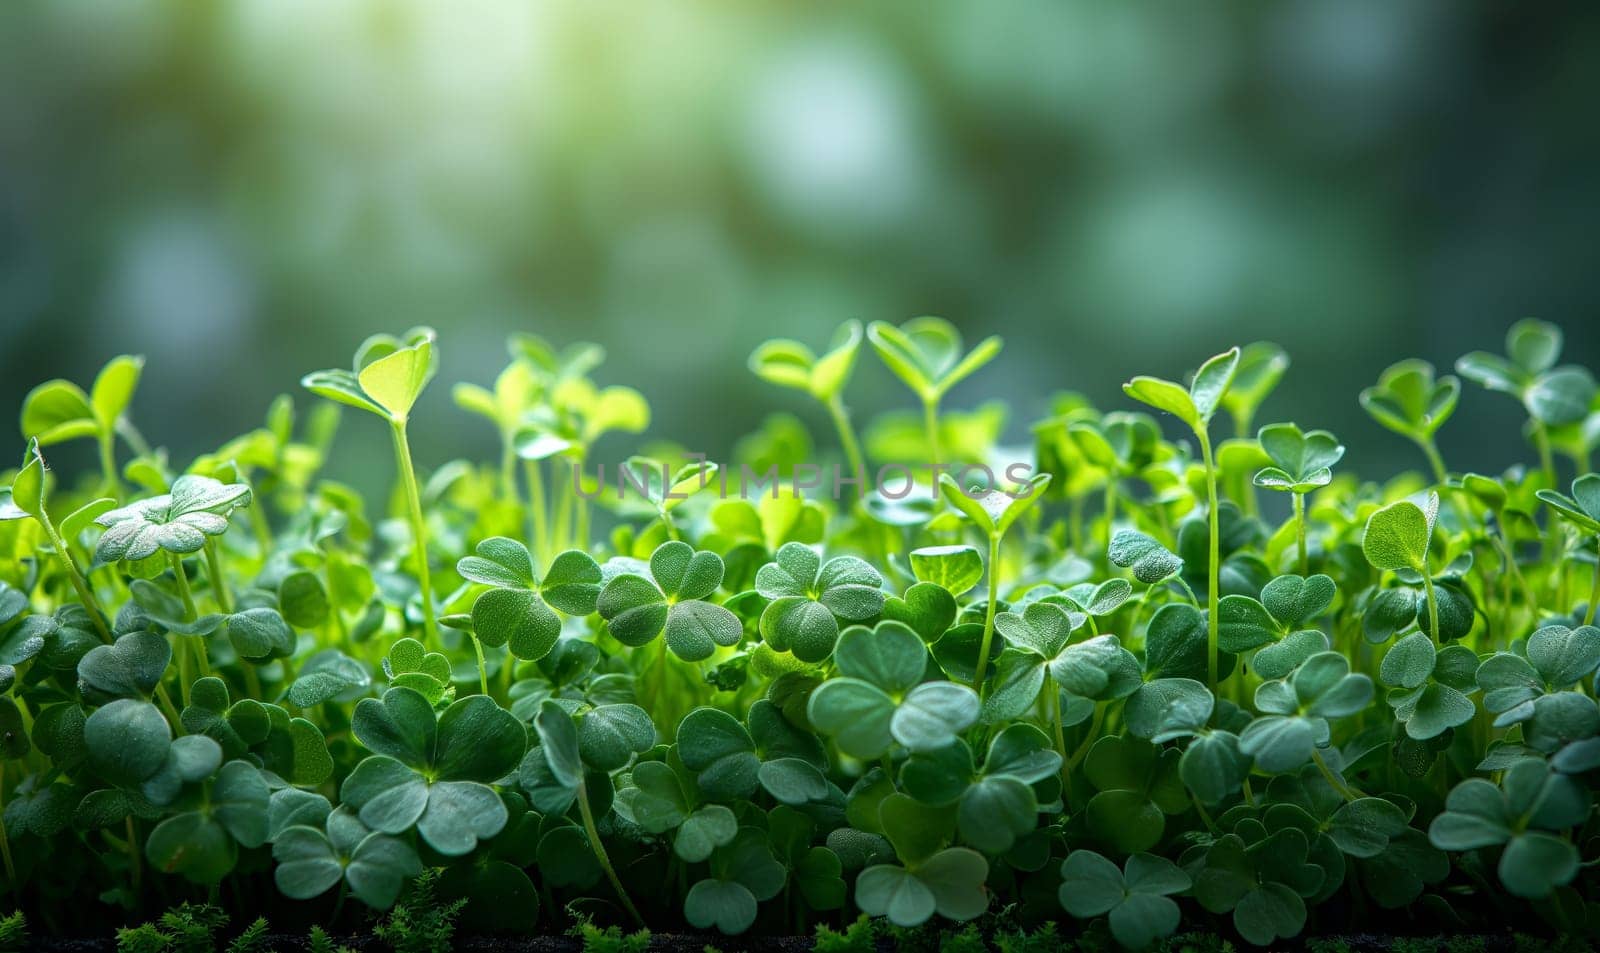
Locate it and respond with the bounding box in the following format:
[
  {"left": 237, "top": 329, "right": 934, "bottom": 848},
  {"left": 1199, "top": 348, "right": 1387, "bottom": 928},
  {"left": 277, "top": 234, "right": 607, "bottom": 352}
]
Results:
[
  {"left": 576, "top": 777, "right": 644, "bottom": 927},
  {"left": 169, "top": 553, "right": 211, "bottom": 689},
  {"left": 0, "top": 764, "right": 15, "bottom": 891},
  {"left": 1418, "top": 437, "right": 1448, "bottom": 487},
  {"left": 1311, "top": 748, "right": 1364, "bottom": 803},
  {"left": 389, "top": 420, "right": 438, "bottom": 643},
  {"left": 1103, "top": 477, "right": 1118, "bottom": 553},
  {"left": 552, "top": 461, "right": 574, "bottom": 553},
  {"left": 176, "top": 638, "right": 193, "bottom": 708},
  {"left": 573, "top": 452, "right": 591, "bottom": 551},
  {"left": 1585, "top": 539, "right": 1600, "bottom": 627},
  {"left": 470, "top": 636, "right": 489, "bottom": 697},
  {"left": 125, "top": 816, "right": 141, "bottom": 895},
  {"left": 1493, "top": 530, "right": 1537, "bottom": 617},
  {"left": 922, "top": 395, "right": 942, "bottom": 467},
  {"left": 499, "top": 440, "right": 522, "bottom": 513},
  {"left": 170, "top": 553, "right": 199, "bottom": 620},
  {"left": 38, "top": 514, "right": 112, "bottom": 643},
  {"left": 1063, "top": 702, "right": 1106, "bottom": 775},
  {"left": 330, "top": 881, "right": 349, "bottom": 927},
  {"left": 524, "top": 458, "right": 549, "bottom": 565},
  {"left": 501, "top": 649, "right": 517, "bottom": 702},
  {"left": 1293, "top": 491, "right": 1308, "bottom": 576},
  {"left": 1421, "top": 570, "right": 1441, "bottom": 645},
  {"left": 98, "top": 431, "right": 121, "bottom": 496},
  {"left": 653, "top": 636, "right": 671, "bottom": 711},
  {"left": 1044, "top": 674, "right": 1069, "bottom": 788},
  {"left": 973, "top": 533, "right": 1001, "bottom": 690},
  {"left": 1534, "top": 422, "right": 1561, "bottom": 563},
  {"left": 1196, "top": 426, "right": 1221, "bottom": 687},
  {"left": 203, "top": 540, "right": 232, "bottom": 613},
  {"left": 826, "top": 395, "right": 870, "bottom": 496},
  {"left": 154, "top": 684, "right": 183, "bottom": 727}
]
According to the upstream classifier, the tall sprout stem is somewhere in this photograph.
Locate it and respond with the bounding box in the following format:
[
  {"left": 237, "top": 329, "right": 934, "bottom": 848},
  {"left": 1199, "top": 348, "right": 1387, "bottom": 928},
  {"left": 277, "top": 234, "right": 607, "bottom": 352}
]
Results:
[
  {"left": 1419, "top": 437, "right": 1448, "bottom": 487},
  {"left": 390, "top": 420, "right": 438, "bottom": 643},
  {"left": 577, "top": 778, "right": 644, "bottom": 928},
  {"left": 524, "top": 458, "right": 549, "bottom": 564},
  {"left": 1197, "top": 426, "right": 1221, "bottom": 687},
  {"left": 1535, "top": 422, "right": 1562, "bottom": 563},
  {"left": 170, "top": 553, "right": 199, "bottom": 620},
  {"left": 974, "top": 532, "right": 1001, "bottom": 690},
  {"left": 38, "top": 514, "right": 112, "bottom": 644},
  {"left": 98, "top": 432, "right": 121, "bottom": 496},
  {"left": 827, "top": 395, "right": 870, "bottom": 497},
  {"left": 1585, "top": 538, "right": 1600, "bottom": 627},
  {"left": 922, "top": 396, "right": 942, "bottom": 466},
  {"left": 1294, "top": 491, "right": 1308, "bottom": 576},
  {"left": 203, "top": 540, "right": 231, "bottom": 613},
  {"left": 470, "top": 637, "right": 489, "bottom": 697},
  {"left": 1421, "top": 570, "right": 1441, "bottom": 645}
]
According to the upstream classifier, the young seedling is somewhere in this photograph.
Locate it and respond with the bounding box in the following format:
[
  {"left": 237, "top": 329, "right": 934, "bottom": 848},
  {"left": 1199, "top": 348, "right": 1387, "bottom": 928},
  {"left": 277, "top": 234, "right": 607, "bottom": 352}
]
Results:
[
  {"left": 1359, "top": 359, "right": 1459, "bottom": 486},
  {"left": 1123, "top": 346, "right": 1241, "bottom": 686},
  {"left": 1, "top": 439, "right": 113, "bottom": 642},
  {"left": 19, "top": 354, "right": 144, "bottom": 493},
  {"left": 1537, "top": 474, "right": 1600, "bottom": 624},
  {"left": 867, "top": 317, "right": 1001, "bottom": 466},
  {"left": 749, "top": 320, "right": 869, "bottom": 493},
  {"left": 1219, "top": 341, "right": 1289, "bottom": 439},
  {"left": 1253, "top": 422, "right": 1344, "bottom": 575},
  {"left": 937, "top": 470, "right": 1052, "bottom": 690},
  {"left": 1458, "top": 319, "right": 1597, "bottom": 491},
  {"left": 7, "top": 318, "right": 1600, "bottom": 944},
  {"left": 1363, "top": 492, "right": 1443, "bottom": 642},
  {"left": 304, "top": 328, "right": 441, "bottom": 642}
]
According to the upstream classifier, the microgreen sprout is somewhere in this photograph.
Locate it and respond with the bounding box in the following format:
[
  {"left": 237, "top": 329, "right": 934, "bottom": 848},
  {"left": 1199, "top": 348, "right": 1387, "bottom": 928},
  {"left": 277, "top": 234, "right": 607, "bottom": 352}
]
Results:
[{"left": 1, "top": 318, "right": 1598, "bottom": 949}]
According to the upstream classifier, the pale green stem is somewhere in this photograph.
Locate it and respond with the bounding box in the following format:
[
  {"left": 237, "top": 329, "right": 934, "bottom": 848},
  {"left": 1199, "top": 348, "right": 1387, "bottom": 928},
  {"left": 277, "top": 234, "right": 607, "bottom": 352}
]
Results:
[
  {"left": 98, "top": 431, "right": 121, "bottom": 497},
  {"left": 1103, "top": 477, "right": 1118, "bottom": 553},
  {"left": 577, "top": 777, "right": 644, "bottom": 927},
  {"left": 471, "top": 636, "right": 489, "bottom": 697},
  {"left": 1044, "top": 673, "right": 1069, "bottom": 788},
  {"left": 169, "top": 553, "right": 211, "bottom": 687},
  {"left": 826, "top": 395, "right": 870, "bottom": 496},
  {"left": 501, "top": 649, "right": 517, "bottom": 702},
  {"left": 974, "top": 533, "right": 1001, "bottom": 690},
  {"left": 1197, "top": 425, "right": 1221, "bottom": 687},
  {"left": 1420, "top": 569, "right": 1441, "bottom": 645},
  {"left": 37, "top": 512, "right": 112, "bottom": 643},
  {"left": 552, "top": 460, "right": 574, "bottom": 553},
  {"left": 1534, "top": 422, "right": 1562, "bottom": 564},
  {"left": 1585, "top": 539, "right": 1600, "bottom": 627},
  {"left": 389, "top": 420, "right": 438, "bottom": 643},
  {"left": 922, "top": 395, "right": 942, "bottom": 467},
  {"left": 170, "top": 552, "right": 199, "bottom": 619},
  {"left": 1063, "top": 702, "right": 1106, "bottom": 775},
  {"left": 1294, "top": 491, "right": 1308, "bottom": 577},
  {"left": 1418, "top": 437, "right": 1448, "bottom": 487},
  {"left": 203, "top": 540, "right": 232, "bottom": 613},
  {"left": 524, "top": 458, "right": 549, "bottom": 565},
  {"left": 500, "top": 439, "right": 522, "bottom": 512},
  {"left": 1312, "top": 748, "right": 1363, "bottom": 803}
]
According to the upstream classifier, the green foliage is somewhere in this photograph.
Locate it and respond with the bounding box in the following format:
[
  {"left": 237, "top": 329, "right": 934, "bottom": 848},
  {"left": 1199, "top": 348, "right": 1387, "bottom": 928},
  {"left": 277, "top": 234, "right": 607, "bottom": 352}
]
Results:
[
  {"left": 372, "top": 871, "right": 467, "bottom": 953},
  {"left": 574, "top": 919, "right": 653, "bottom": 953},
  {"left": 0, "top": 912, "right": 26, "bottom": 953},
  {"left": 5, "top": 320, "right": 1600, "bottom": 949}
]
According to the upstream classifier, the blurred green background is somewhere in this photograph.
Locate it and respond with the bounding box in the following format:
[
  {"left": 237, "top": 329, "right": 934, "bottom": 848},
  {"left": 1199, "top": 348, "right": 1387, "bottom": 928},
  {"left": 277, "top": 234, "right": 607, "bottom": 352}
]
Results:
[{"left": 3, "top": 1, "right": 1598, "bottom": 490}]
